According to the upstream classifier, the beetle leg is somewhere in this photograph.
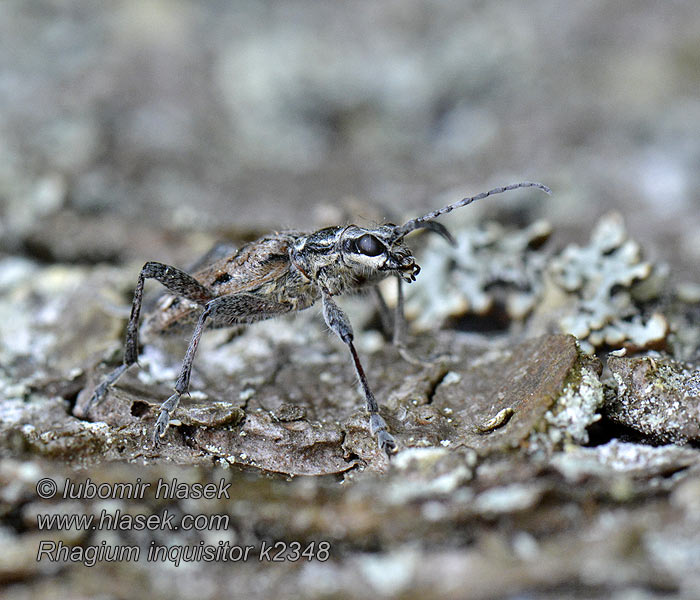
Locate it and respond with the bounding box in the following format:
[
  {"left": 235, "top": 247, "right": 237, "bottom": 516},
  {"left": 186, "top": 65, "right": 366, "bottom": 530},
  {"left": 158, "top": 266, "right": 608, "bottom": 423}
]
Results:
[
  {"left": 393, "top": 275, "right": 406, "bottom": 347},
  {"left": 153, "top": 293, "right": 292, "bottom": 443},
  {"left": 153, "top": 302, "right": 212, "bottom": 442},
  {"left": 80, "top": 262, "right": 213, "bottom": 418},
  {"left": 392, "top": 274, "right": 453, "bottom": 367},
  {"left": 372, "top": 285, "right": 394, "bottom": 340}
]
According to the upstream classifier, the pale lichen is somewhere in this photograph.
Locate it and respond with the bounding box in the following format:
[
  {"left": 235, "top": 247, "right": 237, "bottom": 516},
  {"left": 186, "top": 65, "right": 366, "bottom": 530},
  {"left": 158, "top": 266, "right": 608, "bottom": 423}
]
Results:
[
  {"left": 403, "top": 212, "right": 669, "bottom": 354},
  {"left": 403, "top": 220, "right": 552, "bottom": 330},
  {"left": 527, "top": 353, "right": 604, "bottom": 454},
  {"left": 471, "top": 482, "right": 544, "bottom": 516},
  {"left": 607, "top": 356, "right": 700, "bottom": 444},
  {"left": 543, "top": 212, "right": 668, "bottom": 353},
  {"left": 550, "top": 440, "right": 700, "bottom": 481},
  {"left": 388, "top": 447, "right": 475, "bottom": 503}
]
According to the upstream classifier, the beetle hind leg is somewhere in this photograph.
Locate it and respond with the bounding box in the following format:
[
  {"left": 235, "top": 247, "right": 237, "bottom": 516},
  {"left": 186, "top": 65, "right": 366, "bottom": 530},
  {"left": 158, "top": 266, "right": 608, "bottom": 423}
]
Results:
[{"left": 78, "top": 261, "right": 212, "bottom": 419}]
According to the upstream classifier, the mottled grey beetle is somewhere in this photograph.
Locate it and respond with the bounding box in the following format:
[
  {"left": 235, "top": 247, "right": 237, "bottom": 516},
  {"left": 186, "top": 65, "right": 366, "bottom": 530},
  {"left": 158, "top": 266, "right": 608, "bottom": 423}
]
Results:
[{"left": 83, "top": 182, "right": 551, "bottom": 455}]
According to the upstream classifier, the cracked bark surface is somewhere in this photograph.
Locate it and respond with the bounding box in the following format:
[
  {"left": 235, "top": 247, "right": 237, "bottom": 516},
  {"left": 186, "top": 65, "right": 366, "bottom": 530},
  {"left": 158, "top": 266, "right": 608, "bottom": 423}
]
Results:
[
  {"left": 8, "top": 304, "right": 587, "bottom": 474},
  {"left": 2, "top": 254, "right": 700, "bottom": 598}
]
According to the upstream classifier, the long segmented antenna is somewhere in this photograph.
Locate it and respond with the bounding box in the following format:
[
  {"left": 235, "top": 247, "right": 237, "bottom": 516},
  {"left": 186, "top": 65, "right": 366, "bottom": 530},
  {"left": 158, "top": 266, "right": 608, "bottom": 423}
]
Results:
[{"left": 394, "top": 181, "right": 551, "bottom": 238}]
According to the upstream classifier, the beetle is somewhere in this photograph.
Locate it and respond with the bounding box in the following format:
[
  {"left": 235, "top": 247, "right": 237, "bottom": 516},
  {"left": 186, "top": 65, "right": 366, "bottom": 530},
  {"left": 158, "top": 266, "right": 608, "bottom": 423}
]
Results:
[{"left": 82, "top": 181, "right": 551, "bottom": 455}]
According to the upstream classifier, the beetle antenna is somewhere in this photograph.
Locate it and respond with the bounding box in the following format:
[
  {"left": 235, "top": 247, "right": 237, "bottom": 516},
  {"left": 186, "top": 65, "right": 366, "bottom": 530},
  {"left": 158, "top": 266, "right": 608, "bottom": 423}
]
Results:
[{"left": 394, "top": 181, "right": 551, "bottom": 238}]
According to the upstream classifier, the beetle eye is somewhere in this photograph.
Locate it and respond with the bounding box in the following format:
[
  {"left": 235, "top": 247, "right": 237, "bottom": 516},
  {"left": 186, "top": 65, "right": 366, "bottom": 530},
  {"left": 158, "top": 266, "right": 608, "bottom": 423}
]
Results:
[{"left": 356, "top": 234, "right": 384, "bottom": 257}]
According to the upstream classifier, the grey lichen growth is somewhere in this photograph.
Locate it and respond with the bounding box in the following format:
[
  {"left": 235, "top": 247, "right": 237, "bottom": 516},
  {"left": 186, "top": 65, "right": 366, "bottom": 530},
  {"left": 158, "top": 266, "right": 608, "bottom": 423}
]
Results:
[
  {"left": 404, "top": 219, "right": 552, "bottom": 330},
  {"left": 528, "top": 353, "right": 604, "bottom": 454},
  {"left": 471, "top": 482, "right": 544, "bottom": 516},
  {"left": 544, "top": 212, "right": 668, "bottom": 353},
  {"left": 403, "top": 212, "right": 669, "bottom": 355},
  {"left": 607, "top": 356, "right": 700, "bottom": 444},
  {"left": 388, "top": 447, "right": 475, "bottom": 503},
  {"left": 550, "top": 440, "right": 700, "bottom": 481}
]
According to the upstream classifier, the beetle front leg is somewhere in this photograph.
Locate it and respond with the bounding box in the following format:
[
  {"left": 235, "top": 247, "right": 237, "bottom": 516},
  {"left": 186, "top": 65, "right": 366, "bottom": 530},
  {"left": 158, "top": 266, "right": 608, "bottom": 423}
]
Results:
[{"left": 322, "top": 292, "right": 397, "bottom": 456}]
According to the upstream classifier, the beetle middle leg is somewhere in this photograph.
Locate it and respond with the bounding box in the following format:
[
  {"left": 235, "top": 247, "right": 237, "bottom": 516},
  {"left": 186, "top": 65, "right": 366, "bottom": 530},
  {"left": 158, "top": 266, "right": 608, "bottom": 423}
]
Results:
[
  {"left": 373, "top": 276, "right": 440, "bottom": 367},
  {"left": 81, "top": 261, "right": 213, "bottom": 417},
  {"left": 371, "top": 276, "right": 408, "bottom": 347},
  {"left": 322, "top": 291, "right": 397, "bottom": 455},
  {"left": 153, "top": 293, "right": 292, "bottom": 442},
  {"left": 372, "top": 285, "right": 395, "bottom": 340},
  {"left": 392, "top": 276, "right": 431, "bottom": 365}
]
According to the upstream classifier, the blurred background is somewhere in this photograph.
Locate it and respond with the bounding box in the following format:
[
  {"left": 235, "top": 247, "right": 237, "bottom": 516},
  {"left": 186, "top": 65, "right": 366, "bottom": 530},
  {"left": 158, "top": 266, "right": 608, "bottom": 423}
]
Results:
[{"left": 1, "top": 0, "right": 698, "bottom": 281}]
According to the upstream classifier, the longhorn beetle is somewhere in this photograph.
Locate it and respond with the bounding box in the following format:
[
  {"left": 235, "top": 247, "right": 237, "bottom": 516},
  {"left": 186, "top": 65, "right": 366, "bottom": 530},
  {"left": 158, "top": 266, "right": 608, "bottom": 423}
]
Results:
[{"left": 83, "top": 182, "right": 551, "bottom": 455}]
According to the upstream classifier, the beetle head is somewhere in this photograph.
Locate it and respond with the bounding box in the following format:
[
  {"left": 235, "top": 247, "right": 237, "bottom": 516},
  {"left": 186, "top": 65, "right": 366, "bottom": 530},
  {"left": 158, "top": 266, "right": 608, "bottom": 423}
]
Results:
[{"left": 337, "top": 224, "right": 423, "bottom": 282}]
